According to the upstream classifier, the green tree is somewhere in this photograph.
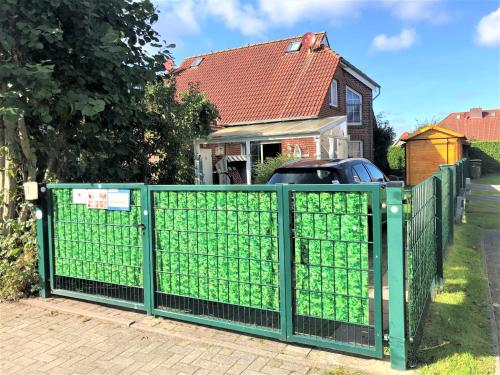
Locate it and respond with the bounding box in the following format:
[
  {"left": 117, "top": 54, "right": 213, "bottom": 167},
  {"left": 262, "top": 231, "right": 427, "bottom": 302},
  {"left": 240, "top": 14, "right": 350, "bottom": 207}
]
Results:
[
  {"left": 0, "top": 0, "right": 182, "bottom": 299},
  {"left": 373, "top": 112, "right": 396, "bottom": 174},
  {"left": 0, "top": 0, "right": 170, "bottom": 224},
  {"left": 142, "top": 80, "right": 218, "bottom": 184}
]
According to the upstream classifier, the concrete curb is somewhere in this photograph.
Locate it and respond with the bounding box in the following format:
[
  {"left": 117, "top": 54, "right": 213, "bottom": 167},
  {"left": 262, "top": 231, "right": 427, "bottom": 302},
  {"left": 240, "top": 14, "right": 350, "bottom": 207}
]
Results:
[{"left": 481, "top": 230, "right": 500, "bottom": 375}]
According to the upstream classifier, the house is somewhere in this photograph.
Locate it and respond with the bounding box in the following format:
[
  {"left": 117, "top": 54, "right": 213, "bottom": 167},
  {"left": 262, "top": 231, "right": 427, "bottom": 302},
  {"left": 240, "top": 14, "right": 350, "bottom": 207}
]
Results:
[
  {"left": 174, "top": 32, "right": 381, "bottom": 184},
  {"left": 393, "top": 132, "right": 410, "bottom": 147},
  {"left": 438, "top": 107, "right": 500, "bottom": 141}
]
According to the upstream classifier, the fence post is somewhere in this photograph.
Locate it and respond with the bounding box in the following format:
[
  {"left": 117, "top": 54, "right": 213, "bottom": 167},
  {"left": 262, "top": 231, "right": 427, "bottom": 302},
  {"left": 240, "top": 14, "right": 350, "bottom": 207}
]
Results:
[
  {"left": 141, "top": 185, "right": 154, "bottom": 315},
  {"left": 387, "top": 182, "right": 407, "bottom": 370},
  {"left": 433, "top": 173, "right": 444, "bottom": 287},
  {"left": 35, "top": 184, "right": 50, "bottom": 298}
]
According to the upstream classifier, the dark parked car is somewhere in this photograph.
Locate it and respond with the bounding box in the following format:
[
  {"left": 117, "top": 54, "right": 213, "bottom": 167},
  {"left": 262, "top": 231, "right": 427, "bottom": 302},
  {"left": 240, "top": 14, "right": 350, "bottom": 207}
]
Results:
[{"left": 267, "top": 158, "right": 391, "bottom": 185}]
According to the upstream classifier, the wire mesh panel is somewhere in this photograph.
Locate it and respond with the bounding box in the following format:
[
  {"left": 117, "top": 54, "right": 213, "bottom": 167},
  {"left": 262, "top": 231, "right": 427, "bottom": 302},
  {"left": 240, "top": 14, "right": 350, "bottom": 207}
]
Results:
[
  {"left": 49, "top": 187, "right": 144, "bottom": 305},
  {"left": 404, "top": 177, "right": 436, "bottom": 359},
  {"left": 286, "top": 185, "right": 383, "bottom": 357},
  {"left": 152, "top": 187, "right": 281, "bottom": 333}
]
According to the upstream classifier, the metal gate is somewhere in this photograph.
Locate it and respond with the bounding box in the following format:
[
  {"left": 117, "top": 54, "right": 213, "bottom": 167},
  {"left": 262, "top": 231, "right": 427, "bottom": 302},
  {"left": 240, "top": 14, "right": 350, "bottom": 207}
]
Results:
[
  {"left": 38, "top": 183, "right": 384, "bottom": 359},
  {"left": 282, "top": 184, "right": 383, "bottom": 358}
]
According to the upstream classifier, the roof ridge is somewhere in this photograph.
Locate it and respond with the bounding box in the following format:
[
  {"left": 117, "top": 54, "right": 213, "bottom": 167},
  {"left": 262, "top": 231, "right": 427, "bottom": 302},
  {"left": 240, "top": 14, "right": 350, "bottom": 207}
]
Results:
[{"left": 182, "top": 31, "right": 326, "bottom": 60}]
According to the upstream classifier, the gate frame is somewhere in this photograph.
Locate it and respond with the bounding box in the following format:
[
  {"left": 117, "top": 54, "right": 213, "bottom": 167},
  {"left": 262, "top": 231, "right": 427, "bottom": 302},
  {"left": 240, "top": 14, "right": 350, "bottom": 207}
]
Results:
[
  {"left": 44, "top": 183, "right": 148, "bottom": 312},
  {"left": 281, "top": 183, "right": 385, "bottom": 359},
  {"left": 147, "top": 184, "right": 289, "bottom": 341}
]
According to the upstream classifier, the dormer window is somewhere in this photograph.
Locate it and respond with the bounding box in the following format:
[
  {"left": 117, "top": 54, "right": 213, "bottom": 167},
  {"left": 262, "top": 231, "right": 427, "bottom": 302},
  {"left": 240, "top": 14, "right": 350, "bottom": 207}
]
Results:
[
  {"left": 286, "top": 41, "right": 301, "bottom": 52},
  {"left": 330, "top": 79, "right": 338, "bottom": 107},
  {"left": 190, "top": 57, "right": 203, "bottom": 67}
]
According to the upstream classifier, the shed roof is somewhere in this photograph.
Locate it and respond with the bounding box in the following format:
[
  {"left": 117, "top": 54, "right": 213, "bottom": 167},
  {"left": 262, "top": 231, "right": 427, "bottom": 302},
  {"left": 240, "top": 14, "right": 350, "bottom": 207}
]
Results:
[{"left": 401, "top": 125, "right": 466, "bottom": 141}]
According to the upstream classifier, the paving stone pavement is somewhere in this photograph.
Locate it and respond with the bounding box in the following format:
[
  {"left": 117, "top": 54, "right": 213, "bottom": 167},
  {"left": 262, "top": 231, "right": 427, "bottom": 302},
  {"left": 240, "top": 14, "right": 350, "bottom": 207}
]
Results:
[
  {"left": 0, "top": 298, "right": 399, "bottom": 375},
  {"left": 482, "top": 229, "right": 500, "bottom": 375}
]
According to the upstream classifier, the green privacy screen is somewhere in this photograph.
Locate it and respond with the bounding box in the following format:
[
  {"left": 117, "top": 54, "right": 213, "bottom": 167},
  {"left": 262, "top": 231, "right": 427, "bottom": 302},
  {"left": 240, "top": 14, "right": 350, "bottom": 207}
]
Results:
[
  {"left": 292, "top": 191, "right": 375, "bottom": 347},
  {"left": 153, "top": 190, "right": 281, "bottom": 330},
  {"left": 51, "top": 188, "right": 144, "bottom": 303}
]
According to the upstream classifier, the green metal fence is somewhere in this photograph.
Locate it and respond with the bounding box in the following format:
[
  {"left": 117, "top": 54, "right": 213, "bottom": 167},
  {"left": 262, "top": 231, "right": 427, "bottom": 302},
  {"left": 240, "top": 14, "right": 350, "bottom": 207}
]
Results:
[
  {"left": 387, "top": 158, "right": 468, "bottom": 369},
  {"left": 35, "top": 158, "right": 468, "bottom": 370}
]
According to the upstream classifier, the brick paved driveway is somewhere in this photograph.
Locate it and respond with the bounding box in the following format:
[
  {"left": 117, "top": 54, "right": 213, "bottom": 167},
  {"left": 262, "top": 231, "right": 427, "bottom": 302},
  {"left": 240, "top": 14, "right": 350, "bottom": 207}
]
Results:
[{"left": 0, "top": 298, "right": 394, "bottom": 374}]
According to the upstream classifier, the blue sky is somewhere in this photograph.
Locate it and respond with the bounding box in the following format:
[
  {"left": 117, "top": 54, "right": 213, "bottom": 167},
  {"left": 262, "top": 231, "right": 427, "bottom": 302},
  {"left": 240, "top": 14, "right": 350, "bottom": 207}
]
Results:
[{"left": 152, "top": 0, "right": 500, "bottom": 135}]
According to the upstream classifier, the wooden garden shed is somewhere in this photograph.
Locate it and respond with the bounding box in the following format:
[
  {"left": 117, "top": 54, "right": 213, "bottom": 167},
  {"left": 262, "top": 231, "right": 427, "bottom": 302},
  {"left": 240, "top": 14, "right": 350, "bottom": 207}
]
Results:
[{"left": 402, "top": 125, "right": 467, "bottom": 185}]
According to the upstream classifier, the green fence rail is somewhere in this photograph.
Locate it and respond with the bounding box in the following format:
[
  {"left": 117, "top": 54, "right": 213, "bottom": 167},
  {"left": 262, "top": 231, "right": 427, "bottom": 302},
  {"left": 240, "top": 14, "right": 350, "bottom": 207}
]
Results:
[{"left": 34, "top": 158, "right": 468, "bottom": 370}]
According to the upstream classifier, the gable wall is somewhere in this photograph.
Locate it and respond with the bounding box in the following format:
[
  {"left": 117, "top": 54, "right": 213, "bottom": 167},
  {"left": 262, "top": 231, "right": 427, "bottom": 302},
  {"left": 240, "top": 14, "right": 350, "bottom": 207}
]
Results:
[{"left": 318, "top": 68, "right": 374, "bottom": 161}]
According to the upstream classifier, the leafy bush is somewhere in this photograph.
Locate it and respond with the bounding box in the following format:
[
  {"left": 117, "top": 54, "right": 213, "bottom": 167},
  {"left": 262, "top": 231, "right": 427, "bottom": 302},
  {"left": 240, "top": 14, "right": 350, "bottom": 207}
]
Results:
[
  {"left": 387, "top": 146, "right": 405, "bottom": 175},
  {"left": 254, "top": 154, "right": 292, "bottom": 184},
  {"left": 0, "top": 210, "right": 38, "bottom": 300},
  {"left": 373, "top": 114, "right": 396, "bottom": 174},
  {"left": 469, "top": 141, "right": 500, "bottom": 174}
]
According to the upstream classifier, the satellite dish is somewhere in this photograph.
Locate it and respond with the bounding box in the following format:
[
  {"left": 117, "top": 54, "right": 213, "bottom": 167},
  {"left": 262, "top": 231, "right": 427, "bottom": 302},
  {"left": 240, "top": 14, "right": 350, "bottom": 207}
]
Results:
[
  {"left": 301, "top": 32, "right": 316, "bottom": 50},
  {"left": 163, "top": 59, "right": 174, "bottom": 71}
]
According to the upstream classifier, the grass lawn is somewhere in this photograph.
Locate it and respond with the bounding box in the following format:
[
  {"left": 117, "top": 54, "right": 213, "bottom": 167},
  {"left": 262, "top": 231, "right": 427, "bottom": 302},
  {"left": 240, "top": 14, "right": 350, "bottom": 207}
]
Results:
[
  {"left": 472, "top": 173, "right": 500, "bottom": 185},
  {"left": 417, "top": 211, "right": 499, "bottom": 374}
]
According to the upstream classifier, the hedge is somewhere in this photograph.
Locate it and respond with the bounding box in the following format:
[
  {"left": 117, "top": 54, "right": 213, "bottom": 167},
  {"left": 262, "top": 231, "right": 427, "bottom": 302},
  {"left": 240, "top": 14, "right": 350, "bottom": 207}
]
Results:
[
  {"left": 387, "top": 145, "right": 405, "bottom": 175},
  {"left": 469, "top": 141, "right": 500, "bottom": 174}
]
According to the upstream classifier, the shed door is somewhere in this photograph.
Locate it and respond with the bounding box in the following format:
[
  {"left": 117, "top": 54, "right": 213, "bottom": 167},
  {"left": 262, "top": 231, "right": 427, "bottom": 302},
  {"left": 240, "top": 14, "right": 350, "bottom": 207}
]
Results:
[{"left": 407, "top": 140, "right": 448, "bottom": 185}]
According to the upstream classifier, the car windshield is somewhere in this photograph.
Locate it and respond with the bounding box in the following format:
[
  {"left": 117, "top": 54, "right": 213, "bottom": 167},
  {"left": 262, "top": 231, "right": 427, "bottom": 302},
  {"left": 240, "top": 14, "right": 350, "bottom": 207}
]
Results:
[{"left": 267, "top": 168, "right": 340, "bottom": 184}]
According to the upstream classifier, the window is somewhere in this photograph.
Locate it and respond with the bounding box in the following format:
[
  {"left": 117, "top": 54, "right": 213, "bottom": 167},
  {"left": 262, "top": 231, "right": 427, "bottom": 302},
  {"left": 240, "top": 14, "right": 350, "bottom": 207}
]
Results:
[
  {"left": 330, "top": 79, "right": 338, "bottom": 107},
  {"left": 348, "top": 140, "right": 363, "bottom": 158},
  {"left": 190, "top": 57, "right": 203, "bottom": 67},
  {"left": 352, "top": 164, "right": 371, "bottom": 182},
  {"left": 268, "top": 169, "right": 340, "bottom": 184},
  {"left": 346, "top": 87, "right": 362, "bottom": 124},
  {"left": 286, "top": 41, "right": 301, "bottom": 52},
  {"left": 364, "top": 163, "right": 385, "bottom": 182}
]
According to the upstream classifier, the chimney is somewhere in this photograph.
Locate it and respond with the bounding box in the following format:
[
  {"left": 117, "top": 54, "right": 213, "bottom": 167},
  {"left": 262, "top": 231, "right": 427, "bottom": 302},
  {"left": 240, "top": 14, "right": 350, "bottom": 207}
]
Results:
[{"left": 470, "top": 107, "right": 483, "bottom": 119}]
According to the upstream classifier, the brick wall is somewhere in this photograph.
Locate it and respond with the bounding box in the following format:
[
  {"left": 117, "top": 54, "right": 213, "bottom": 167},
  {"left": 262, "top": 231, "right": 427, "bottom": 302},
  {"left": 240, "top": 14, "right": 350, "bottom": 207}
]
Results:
[{"left": 318, "top": 68, "right": 374, "bottom": 161}]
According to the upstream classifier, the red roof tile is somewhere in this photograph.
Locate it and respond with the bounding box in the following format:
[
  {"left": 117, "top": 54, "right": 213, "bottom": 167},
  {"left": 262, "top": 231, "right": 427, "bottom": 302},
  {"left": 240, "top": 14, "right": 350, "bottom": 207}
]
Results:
[
  {"left": 438, "top": 109, "right": 500, "bottom": 141},
  {"left": 174, "top": 33, "right": 340, "bottom": 125}
]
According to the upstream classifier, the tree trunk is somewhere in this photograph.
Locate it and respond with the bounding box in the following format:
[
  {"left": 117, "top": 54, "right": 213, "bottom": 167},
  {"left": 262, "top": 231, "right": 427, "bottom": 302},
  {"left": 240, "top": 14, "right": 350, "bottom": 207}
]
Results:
[
  {"left": 1, "top": 116, "right": 18, "bottom": 223},
  {"left": 0, "top": 116, "right": 5, "bottom": 221}
]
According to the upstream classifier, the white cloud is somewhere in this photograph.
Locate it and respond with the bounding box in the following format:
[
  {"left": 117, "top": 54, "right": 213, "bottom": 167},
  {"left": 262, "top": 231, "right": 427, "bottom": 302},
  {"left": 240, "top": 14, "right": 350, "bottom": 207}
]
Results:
[
  {"left": 206, "top": 0, "right": 266, "bottom": 36},
  {"left": 476, "top": 7, "right": 500, "bottom": 48},
  {"left": 372, "top": 28, "right": 418, "bottom": 51},
  {"left": 382, "top": 0, "right": 449, "bottom": 24},
  {"left": 258, "top": 0, "right": 363, "bottom": 27}
]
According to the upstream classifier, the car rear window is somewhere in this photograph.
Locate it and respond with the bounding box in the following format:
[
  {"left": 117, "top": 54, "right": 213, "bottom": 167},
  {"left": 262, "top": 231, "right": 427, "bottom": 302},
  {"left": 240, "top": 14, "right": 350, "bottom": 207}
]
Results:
[{"left": 267, "top": 168, "right": 340, "bottom": 184}]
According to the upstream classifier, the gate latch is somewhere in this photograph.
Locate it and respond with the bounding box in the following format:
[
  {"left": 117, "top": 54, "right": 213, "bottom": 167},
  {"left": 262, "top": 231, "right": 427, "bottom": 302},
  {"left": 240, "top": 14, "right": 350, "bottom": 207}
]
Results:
[{"left": 132, "top": 223, "right": 146, "bottom": 235}]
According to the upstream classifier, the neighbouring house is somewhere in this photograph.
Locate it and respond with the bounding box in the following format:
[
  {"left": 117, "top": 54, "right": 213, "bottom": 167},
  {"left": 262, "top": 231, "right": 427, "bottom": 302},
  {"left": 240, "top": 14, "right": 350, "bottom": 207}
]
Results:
[
  {"left": 174, "top": 32, "right": 381, "bottom": 184},
  {"left": 438, "top": 107, "right": 500, "bottom": 141},
  {"left": 393, "top": 132, "right": 410, "bottom": 147}
]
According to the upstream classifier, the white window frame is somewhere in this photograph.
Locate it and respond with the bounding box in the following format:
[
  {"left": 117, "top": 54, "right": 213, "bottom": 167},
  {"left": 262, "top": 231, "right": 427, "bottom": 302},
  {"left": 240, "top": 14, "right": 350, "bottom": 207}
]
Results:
[
  {"left": 346, "top": 86, "right": 362, "bottom": 125},
  {"left": 348, "top": 140, "right": 363, "bottom": 158},
  {"left": 330, "top": 79, "right": 338, "bottom": 107},
  {"left": 287, "top": 41, "right": 301, "bottom": 52}
]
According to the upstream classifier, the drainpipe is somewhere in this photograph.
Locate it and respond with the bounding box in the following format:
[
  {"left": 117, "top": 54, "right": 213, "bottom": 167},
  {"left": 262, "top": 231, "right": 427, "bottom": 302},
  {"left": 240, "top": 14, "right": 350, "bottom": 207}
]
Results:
[{"left": 314, "top": 137, "right": 321, "bottom": 160}]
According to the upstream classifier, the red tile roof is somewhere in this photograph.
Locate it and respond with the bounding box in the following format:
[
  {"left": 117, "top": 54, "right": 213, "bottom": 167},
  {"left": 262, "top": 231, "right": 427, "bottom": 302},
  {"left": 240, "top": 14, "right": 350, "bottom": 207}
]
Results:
[
  {"left": 438, "top": 109, "right": 500, "bottom": 141},
  {"left": 174, "top": 33, "right": 340, "bottom": 125}
]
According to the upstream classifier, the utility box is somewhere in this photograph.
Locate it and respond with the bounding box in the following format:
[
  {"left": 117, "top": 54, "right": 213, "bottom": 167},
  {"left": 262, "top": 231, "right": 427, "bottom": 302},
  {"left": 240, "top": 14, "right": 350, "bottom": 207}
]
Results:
[{"left": 402, "top": 125, "right": 468, "bottom": 186}]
